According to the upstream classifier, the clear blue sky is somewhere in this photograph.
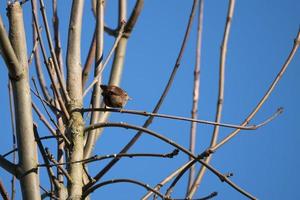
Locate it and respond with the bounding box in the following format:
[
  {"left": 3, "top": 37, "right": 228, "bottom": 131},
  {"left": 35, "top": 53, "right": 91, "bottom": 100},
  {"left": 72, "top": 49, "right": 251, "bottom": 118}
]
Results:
[{"left": 0, "top": 0, "right": 299, "bottom": 199}]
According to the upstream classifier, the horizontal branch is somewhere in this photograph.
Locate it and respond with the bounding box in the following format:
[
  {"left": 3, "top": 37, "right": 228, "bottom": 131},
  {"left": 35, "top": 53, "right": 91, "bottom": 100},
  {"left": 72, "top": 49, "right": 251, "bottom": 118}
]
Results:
[
  {"left": 39, "top": 149, "right": 179, "bottom": 167},
  {"left": 79, "top": 107, "right": 282, "bottom": 130}
]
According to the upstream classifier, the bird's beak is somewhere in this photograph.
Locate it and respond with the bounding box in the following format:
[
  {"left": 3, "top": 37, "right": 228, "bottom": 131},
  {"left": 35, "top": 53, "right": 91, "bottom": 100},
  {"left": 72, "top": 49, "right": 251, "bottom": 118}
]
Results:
[{"left": 128, "top": 96, "right": 133, "bottom": 100}]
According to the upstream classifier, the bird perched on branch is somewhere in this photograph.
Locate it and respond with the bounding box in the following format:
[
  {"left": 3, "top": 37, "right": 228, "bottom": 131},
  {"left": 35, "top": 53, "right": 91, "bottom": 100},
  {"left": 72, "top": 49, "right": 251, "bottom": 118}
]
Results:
[{"left": 100, "top": 84, "right": 131, "bottom": 108}]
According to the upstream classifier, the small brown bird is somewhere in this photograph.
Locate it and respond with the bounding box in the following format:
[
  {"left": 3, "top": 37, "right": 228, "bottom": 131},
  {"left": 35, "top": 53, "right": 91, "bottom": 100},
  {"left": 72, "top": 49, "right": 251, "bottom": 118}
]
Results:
[{"left": 100, "top": 84, "right": 131, "bottom": 108}]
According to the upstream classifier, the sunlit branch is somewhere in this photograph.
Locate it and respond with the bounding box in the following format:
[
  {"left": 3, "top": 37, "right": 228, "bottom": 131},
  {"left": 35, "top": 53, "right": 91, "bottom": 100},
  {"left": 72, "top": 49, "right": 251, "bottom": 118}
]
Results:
[
  {"left": 188, "top": 0, "right": 204, "bottom": 192},
  {"left": 31, "top": 0, "right": 52, "bottom": 103},
  {"left": 30, "top": 0, "right": 69, "bottom": 119},
  {"left": 38, "top": 0, "right": 70, "bottom": 102},
  {"left": 83, "top": 122, "right": 257, "bottom": 199},
  {"left": 188, "top": 0, "right": 235, "bottom": 197},
  {"left": 83, "top": 22, "right": 126, "bottom": 97},
  {"left": 79, "top": 107, "right": 282, "bottom": 130}
]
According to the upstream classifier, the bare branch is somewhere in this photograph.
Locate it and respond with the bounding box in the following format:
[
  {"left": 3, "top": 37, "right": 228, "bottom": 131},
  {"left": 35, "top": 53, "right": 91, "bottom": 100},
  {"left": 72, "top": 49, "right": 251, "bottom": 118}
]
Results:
[
  {"left": 0, "top": 179, "right": 10, "bottom": 200},
  {"left": 82, "top": 179, "right": 166, "bottom": 199},
  {"left": 0, "top": 16, "right": 22, "bottom": 80},
  {"left": 82, "top": 1, "right": 208, "bottom": 191},
  {"left": 8, "top": 81, "right": 16, "bottom": 200},
  {"left": 31, "top": 0, "right": 52, "bottom": 102},
  {"left": 79, "top": 107, "right": 282, "bottom": 130},
  {"left": 38, "top": 0, "right": 70, "bottom": 102},
  {"left": 83, "top": 0, "right": 105, "bottom": 160},
  {"left": 33, "top": 124, "right": 62, "bottom": 191},
  {"left": 30, "top": 0, "right": 70, "bottom": 119},
  {"left": 0, "top": 156, "right": 19, "bottom": 178},
  {"left": 188, "top": 0, "right": 235, "bottom": 197},
  {"left": 123, "top": 0, "right": 144, "bottom": 37},
  {"left": 39, "top": 149, "right": 179, "bottom": 167},
  {"left": 188, "top": 0, "right": 204, "bottom": 192},
  {"left": 82, "top": 31, "right": 96, "bottom": 88},
  {"left": 8, "top": 3, "right": 41, "bottom": 199},
  {"left": 66, "top": 0, "right": 86, "bottom": 198},
  {"left": 84, "top": 122, "right": 257, "bottom": 199},
  {"left": 83, "top": 22, "right": 126, "bottom": 97},
  {"left": 141, "top": 161, "right": 193, "bottom": 200}
]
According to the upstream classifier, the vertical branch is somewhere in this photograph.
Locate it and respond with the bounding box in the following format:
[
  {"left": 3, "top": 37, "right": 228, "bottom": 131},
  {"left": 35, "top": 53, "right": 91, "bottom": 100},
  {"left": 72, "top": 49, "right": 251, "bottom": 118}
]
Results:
[
  {"left": 7, "top": 2, "right": 41, "bottom": 200},
  {"left": 66, "top": 0, "right": 85, "bottom": 198},
  {"left": 0, "top": 179, "right": 9, "bottom": 200},
  {"left": 8, "top": 82, "right": 16, "bottom": 200},
  {"left": 82, "top": 32, "right": 96, "bottom": 88},
  {"left": 52, "top": 0, "right": 64, "bottom": 75},
  {"left": 30, "top": 0, "right": 70, "bottom": 119},
  {"left": 187, "top": 0, "right": 235, "bottom": 198},
  {"left": 83, "top": 0, "right": 130, "bottom": 159},
  {"left": 38, "top": 0, "right": 70, "bottom": 102},
  {"left": 83, "top": 0, "right": 105, "bottom": 159},
  {"left": 32, "top": 0, "right": 52, "bottom": 103},
  {"left": 108, "top": 0, "right": 128, "bottom": 86},
  {"left": 187, "top": 0, "right": 204, "bottom": 192}
]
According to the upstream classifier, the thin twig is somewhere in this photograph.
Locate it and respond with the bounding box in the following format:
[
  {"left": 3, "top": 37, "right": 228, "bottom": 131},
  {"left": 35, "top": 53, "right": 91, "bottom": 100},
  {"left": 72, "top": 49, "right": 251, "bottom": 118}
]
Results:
[
  {"left": 33, "top": 124, "right": 61, "bottom": 190},
  {"left": 39, "top": 149, "right": 179, "bottom": 167},
  {"left": 83, "top": 0, "right": 105, "bottom": 160},
  {"left": 0, "top": 179, "right": 9, "bottom": 200},
  {"left": 166, "top": 159, "right": 197, "bottom": 197},
  {"left": 32, "top": 78, "right": 70, "bottom": 145},
  {"left": 188, "top": 1, "right": 235, "bottom": 197},
  {"left": 32, "top": 102, "right": 57, "bottom": 136},
  {"left": 30, "top": 0, "right": 69, "bottom": 119},
  {"left": 38, "top": 0, "right": 69, "bottom": 102},
  {"left": 82, "top": 31, "right": 96, "bottom": 88},
  {"left": 1, "top": 149, "right": 18, "bottom": 158},
  {"left": 28, "top": 26, "right": 41, "bottom": 65},
  {"left": 188, "top": 0, "right": 204, "bottom": 192},
  {"left": 8, "top": 81, "right": 16, "bottom": 200},
  {"left": 210, "top": 29, "right": 300, "bottom": 152},
  {"left": 175, "top": 192, "right": 218, "bottom": 200},
  {"left": 141, "top": 161, "right": 193, "bottom": 200},
  {"left": 79, "top": 107, "right": 282, "bottom": 130},
  {"left": 30, "top": 88, "right": 61, "bottom": 113},
  {"left": 52, "top": 0, "right": 64, "bottom": 77},
  {"left": 31, "top": 2, "right": 52, "bottom": 103},
  {"left": 82, "top": 179, "right": 166, "bottom": 199},
  {"left": 45, "top": 148, "right": 72, "bottom": 183},
  {"left": 83, "top": 22, "right": 126, "bottom": 97}
]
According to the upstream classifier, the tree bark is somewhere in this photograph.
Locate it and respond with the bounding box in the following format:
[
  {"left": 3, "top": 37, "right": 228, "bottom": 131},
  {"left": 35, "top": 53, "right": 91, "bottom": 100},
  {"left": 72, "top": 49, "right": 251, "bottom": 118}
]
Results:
[
  {"left": 66, "top": 0, "right": 85, "bottom": 199},
  {"left": 8, "top": 2, "right": 41, "bottom": 200}
]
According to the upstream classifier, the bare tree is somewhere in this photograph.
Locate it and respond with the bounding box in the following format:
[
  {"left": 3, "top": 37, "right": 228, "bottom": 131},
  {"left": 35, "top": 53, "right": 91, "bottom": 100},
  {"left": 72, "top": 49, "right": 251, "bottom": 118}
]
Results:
[{"left": 0, "top": 0, "right": 299, "bottom": 200}]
